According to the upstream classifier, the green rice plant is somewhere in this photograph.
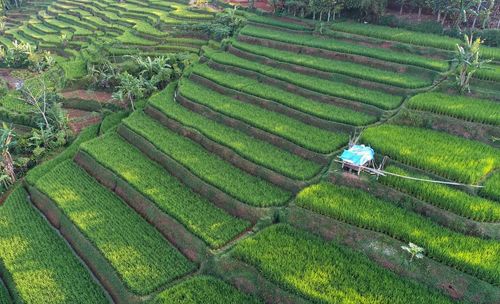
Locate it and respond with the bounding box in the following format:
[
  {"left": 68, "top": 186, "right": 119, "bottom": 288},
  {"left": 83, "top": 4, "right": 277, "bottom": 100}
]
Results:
[
  {"left": 203, "top": 47, "right": 402, "bottom": 109},
  {"left": 232, "top": 40, "right": 431, "bottom": 89},
  {"left": 295, "top": 183, "right": 500, "bottom": 286},
  {"left": 240, "top": 25, "right": 449, "bottom": 71},
  {"left": 407, "top": 92, "right": 500, "bottom": 125},
  {"left": 81, "top": 133, "right": 250, "bottom": 248},
  {"left": 475, "top": 64, "right": 500, "bottom": 82},
  {"left": 0, "top": 187, "right": 108, "bottom": 303},
  {"left": 26, "top": 124, "right": 99, "bottom": 185},
  {"left": 240, "top": 12, "right": 311, "bottom": 31},
  {"left": 381, "top": 165, "right": 500, "bottom": 221},
  {"left": 482, "top": 172, "right": 500, "bottom": 201},
  {"left": 232, "top": 223, "right": 455, "bottom": 304},
  {"left": 179, "top": 78, "right": 349, "bottom": 153},
  {"left": 330, "top": 22, "right": 500, "bottom": 61},
  {"left": 361, "top": 124, "right": 500, "bottom": 183},
  {"left": 35, "top": 160, "right": 195, "bottom": 295},
  {"left": 151, "top": 276, "right": 261, "bottom": 304},
  {"left": 99, "top": 111, "right": 129, "bottom": 134},
  {"left": 149, "top": 84, "right": 322, "bottom": 180},
  {"left": 191, "top": 64, "right": 377, "bottom": 126},
  {"left": 123, "top": 112, "right": 291, "bottom": 206},
  {"left": 116, "top": 31, "right": 157, "bottom": 46}
]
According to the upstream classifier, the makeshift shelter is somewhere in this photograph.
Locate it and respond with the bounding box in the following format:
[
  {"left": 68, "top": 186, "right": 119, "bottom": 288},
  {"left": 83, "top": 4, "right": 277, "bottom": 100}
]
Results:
[{"left": 339, "top": 145, "right": 375, "bottom": 175}]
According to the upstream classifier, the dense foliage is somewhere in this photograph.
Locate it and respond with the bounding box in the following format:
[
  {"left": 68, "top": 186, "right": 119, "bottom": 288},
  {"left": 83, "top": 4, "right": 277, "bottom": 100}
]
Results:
[
  {"left": 0, "top": 187, "right": 108, "bottom": 303},
  {"left": 482, "top": 172, "right": 500, "bottom": 201},
  {"left": 361, "top": 124, "right": 500, "bottom": 183},
  {"left": 296, "top": 183, "right": 500, "bottom": 285},
  {"left": 35, "top": 160, "right": 195, "bottom": 295},
  {"left": 149, "top": 84, "right": 322, "bottom": 180},
  {"left": 232, "top": 224, "right": 455, "bottom": 304},
  {"left": 123, "top": 112, "right": 291, "bottom": 207}
]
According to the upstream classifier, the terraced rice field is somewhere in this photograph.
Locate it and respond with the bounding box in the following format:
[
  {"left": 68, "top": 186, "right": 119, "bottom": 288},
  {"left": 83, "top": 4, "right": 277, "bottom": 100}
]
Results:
[{"left": 1, "top": 6, "right": 500, "bottom": 304}]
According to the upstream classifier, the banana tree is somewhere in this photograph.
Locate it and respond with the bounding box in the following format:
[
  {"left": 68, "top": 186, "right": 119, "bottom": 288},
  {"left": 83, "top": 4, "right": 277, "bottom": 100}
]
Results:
[{"left": 452, "top": 34, "right": 492, "bottom": 93}]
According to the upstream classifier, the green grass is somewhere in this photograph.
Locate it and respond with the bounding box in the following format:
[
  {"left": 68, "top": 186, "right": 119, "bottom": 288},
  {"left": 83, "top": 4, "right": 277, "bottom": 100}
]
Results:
[
  {"left": 330, "top": 21, "right": 500, "bottom": 61},
  {"left": 361, "top": 124, "right": 500, "bottom": 184},
  {"left": 482, "top": 172, "right": 500, "bottom": 201},
  {"left": 81, "top": 133, "right": 250, "bottom": 248},
  {"left": 296, "top": 183, "right": 500, "bottom": 286},
  {"left": 35, "top": 160, "right": 195, "bottom": 295},
  {"left": 150, "top": 276, "right": 261, "bottom": 304},
  {"left": 0, "top": 187, "right": 108, "bottom": 303},
  {"left": 239, "top": 25, "right": 449, "bottom": 72},
  {"left": 191, "top": 64, "right": 377, "bottom": 126},
  {"left": 232, "top": 224, "right": 455, "bottom": 304},
  {"left": 407, "top": 92, "right": 500, "bottom": 125},
  {"left": 123, "top": 111, "right": 291, "bottom": 207},
  {"left": 149, "top": 84, "right": 321, "bottom": 180},
  {"left": 58, "top": 57, "right": 87, "bottom": 79},
  {"left": 232, "top": 40, "right": 431, "bottom": 89},
  {"left": 26, "top": 124, "right": 99, "bottom": 185},
  {"left": 179, "top": 78, "right": 349, "bottom": 153},
  {"left": 203, "top": 47, "right": 402, "bottom": 110},
  {"left": 381, "top": 165, "right": 500, "bottom": 221}
]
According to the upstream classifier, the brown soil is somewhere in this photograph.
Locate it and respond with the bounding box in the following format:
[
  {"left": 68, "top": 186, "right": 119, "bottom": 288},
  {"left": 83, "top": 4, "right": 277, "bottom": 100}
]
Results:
[
  {"left": 61, "top": 90, "right": 120, "bottom": 105},
  {"left": 66, "top": 108, "right": 102, "bottom": 134},
  {"left": 0, "top": 69, "right": 23, "bottom": 89}
]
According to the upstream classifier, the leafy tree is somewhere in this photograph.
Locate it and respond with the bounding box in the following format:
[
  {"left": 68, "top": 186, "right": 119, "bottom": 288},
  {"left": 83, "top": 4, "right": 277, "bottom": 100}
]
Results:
[
  {"left": 452, "top": 34, "right": 491, "bottom": 93},
  {"left": 112, "top": 72, "right": 145, "bottom": 111}
]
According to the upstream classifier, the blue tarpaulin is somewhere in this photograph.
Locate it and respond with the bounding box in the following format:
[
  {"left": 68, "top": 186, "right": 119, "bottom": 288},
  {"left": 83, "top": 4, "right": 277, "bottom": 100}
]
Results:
[{"left": 340, "top": 145, "right": 374, "bottom": 166}]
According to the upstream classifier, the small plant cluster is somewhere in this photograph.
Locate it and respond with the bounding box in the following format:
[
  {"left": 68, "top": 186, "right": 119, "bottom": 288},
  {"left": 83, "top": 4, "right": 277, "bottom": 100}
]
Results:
[
  {"left": 86, "top": 52, "right": 194, "bottom": 110},
  {"left": 191, "top": 7, "right": 245, "bottom": 41},
  {"left": 0, "top": 41, "right": 54, "bottom": 72}
]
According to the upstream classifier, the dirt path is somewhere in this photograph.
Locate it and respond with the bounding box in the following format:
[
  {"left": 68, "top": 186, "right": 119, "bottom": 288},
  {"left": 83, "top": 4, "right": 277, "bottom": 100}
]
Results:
[{"left": 0, "top": 69, "right": 23, "bottom": 89}]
